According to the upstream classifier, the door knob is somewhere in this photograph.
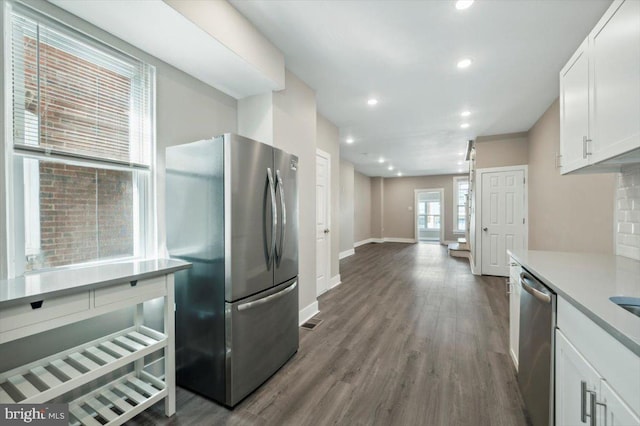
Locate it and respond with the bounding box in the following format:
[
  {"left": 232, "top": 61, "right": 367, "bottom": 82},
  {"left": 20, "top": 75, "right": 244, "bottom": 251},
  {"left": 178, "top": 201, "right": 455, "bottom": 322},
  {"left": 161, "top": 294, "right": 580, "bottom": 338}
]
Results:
[
  {"left": 324, "top": 229, "right": 330, "bottom": 234},
  {"left": 482, "top": 227, "right": 488, "bottom": 231}
]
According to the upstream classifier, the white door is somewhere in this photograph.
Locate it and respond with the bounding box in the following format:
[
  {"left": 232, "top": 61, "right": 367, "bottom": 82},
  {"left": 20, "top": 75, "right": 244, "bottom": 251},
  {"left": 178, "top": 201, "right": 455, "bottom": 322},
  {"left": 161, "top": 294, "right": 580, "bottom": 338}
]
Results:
[
  {"left": 481, "top": 169, "right": 525, "bottom": 276},
  {"left": 416, "top": 191, "right": 442, "bottom": 242},
  {"left": 316, "top": 151, "right": 330, "bottom": 296}
]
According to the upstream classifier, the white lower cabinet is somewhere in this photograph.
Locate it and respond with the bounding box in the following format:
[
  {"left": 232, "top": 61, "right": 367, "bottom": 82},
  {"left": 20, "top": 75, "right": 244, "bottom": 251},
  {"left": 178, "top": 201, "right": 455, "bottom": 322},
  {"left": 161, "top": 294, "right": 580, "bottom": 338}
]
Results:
[
  {"left": 599, "top": 380, "right": 640, "bottom": 426},
  {"left": 556, "top": 298, "right": 640, "bottom": 426},
  {"left": 508, "top": 257, "right": 521, "bottom": 369},
  {"left": 556, "top": 329, "right": 602, "bottom": 425}
]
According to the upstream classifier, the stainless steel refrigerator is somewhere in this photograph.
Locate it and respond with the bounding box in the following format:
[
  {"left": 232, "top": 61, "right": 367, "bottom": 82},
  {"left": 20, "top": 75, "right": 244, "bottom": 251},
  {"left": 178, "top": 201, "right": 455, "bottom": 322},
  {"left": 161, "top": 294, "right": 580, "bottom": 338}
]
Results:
[{"left": 165, "top": 134, "right": 299, "bottom": 407}]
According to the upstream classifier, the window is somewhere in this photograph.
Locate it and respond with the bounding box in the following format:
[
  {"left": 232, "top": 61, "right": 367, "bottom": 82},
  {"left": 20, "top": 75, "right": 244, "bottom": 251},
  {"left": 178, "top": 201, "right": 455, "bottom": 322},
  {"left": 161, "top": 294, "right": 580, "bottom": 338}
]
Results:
[
  {"left": 7, "top": 3, "right": 155, "bottom": 275},
  {"left": 453, "top": 176, "right": 469, "bottom": 233}
]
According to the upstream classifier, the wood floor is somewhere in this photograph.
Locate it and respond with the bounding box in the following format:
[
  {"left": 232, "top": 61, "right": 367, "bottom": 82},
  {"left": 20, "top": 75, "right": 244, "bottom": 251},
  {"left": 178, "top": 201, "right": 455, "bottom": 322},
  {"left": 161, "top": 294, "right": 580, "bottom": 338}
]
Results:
[{"left": 130, "top": 242, "right": 529, "bottom": 426}]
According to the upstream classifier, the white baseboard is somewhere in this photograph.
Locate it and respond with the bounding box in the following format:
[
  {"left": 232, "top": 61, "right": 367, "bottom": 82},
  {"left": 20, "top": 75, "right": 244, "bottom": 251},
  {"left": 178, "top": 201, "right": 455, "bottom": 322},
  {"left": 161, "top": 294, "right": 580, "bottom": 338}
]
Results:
[
  {"left": 383, "top": 237, "right": 415, "bottom": 243},
  {"left": 469, "top": 256, "right": 480, "bottom": 275},
  {"left": 443, "top": 240, "right": 457, "bottom": 245},
  {"left": 354, "top": 238, "right": 384, "bottom": 247},
  {"left": 510, "top": 348, "right": 519, "bottom": 371},
  {"left": 299, "top": 301, "right": 319, "bottom": 326},
  {"left": 329, "top": 274, "right": 341, "bottom": 289},
  {"left": 339, "top": 249, "right": 355, "bottom": 259}
]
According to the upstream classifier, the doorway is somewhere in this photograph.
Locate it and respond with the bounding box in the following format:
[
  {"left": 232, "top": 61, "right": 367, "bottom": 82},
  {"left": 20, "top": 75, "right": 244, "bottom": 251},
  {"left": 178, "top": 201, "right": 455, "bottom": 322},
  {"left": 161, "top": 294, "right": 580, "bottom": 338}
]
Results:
[
  {"left": 476, "top": 166, "right": 527, "bottom": 277},
  {"left": 414, "top": 188, "right": 444, "bottom": 243},
  {"left": 315, "top": 149, "right": 331, "bottom": 296}
]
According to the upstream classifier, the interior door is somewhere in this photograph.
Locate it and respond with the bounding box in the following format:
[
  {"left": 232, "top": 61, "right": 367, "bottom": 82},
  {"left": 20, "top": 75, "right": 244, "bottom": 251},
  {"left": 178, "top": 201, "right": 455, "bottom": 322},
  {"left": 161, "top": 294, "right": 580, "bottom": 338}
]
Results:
[
  {"left": 315, "top": 152, "right": 330, "bottom": 296},
  {"left": 481, "top": 169, "right": 525, "bottom": 276},
  {"left": 227, "top": 134, "right": 276, "bottom": 301},
  {"left": 274, "top": 148, "right": 299, "bottom": 286}
]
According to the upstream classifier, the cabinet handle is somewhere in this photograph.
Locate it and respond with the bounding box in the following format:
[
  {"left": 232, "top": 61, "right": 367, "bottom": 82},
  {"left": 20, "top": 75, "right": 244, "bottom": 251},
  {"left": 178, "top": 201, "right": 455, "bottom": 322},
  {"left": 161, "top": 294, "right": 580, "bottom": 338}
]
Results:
[
  {"left": 555, "top": 152, "right": 562, "bottom": 169},
  {"left": 581, "top": 381, "right": 588, "bottom": 423},
  {"left": 589, "top": 390, "right": 597, "bottom": 426},
  {"left": 505, "top": 279, "right": 512, "bottom": 295},
  {"left": 596, "top": 400, "right": 607, "bottom": 426},
  {"left": 30, "top": 300, "right": 43, "bottom": 309},
  {"left": 582, "top": 136, "right": 593, "bottom": 159}
]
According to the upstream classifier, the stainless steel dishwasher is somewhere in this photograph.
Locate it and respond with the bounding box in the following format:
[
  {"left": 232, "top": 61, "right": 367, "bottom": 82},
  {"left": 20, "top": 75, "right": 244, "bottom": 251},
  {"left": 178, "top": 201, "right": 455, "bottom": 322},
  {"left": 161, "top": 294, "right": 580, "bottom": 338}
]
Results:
[{"left": 518, "top": 268, "right": 557, "bottom": 426}]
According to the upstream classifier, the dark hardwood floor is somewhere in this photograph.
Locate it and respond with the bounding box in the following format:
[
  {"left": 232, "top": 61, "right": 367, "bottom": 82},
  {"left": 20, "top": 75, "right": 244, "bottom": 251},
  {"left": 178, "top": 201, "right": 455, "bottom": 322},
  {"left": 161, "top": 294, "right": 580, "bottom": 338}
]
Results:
[{"left": 130, "top": 242, "right": 528, "bottom": 426}]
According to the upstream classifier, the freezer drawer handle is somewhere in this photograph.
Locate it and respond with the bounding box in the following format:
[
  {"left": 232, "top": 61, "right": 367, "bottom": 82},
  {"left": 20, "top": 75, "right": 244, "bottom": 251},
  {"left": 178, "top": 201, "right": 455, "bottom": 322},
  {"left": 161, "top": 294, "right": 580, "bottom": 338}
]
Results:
[
  {"left": 519, "top": 272, "right": 551, "bottom": 304},
  {"left": 267, "top": 168, "right": 278, "bottom": 266},
  {"left": 237, "top": 281, "right": 297, "bottom": 312},
  {"left": 275, "top": 169, "right": 286, "bottom": 264}
]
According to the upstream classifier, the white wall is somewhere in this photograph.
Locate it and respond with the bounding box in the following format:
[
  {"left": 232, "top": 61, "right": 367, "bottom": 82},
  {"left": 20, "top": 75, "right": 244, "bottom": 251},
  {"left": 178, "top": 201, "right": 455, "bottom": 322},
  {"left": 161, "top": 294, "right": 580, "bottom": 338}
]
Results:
[
  {"left": 273, "top": 70, "right": 318, "bottom": 318},
  {"left": 354, "top": 171, "right": 372, "bottom": 244},
  {"left": 340, "top": 161, "right": 355, "bottom": 254},
  {"left": 237, "top": 92, "right": 274, "bottom": 145},
  {"left": 316, "top": 114, "right": 340, "bottom": 279}
]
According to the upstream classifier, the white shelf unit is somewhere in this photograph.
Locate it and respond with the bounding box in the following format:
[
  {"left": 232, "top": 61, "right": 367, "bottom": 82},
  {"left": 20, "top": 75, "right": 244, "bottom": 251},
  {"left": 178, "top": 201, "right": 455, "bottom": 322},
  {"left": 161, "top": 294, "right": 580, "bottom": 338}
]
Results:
[{"left": 0, "top": 273, "right": 176, "bottom": 426}]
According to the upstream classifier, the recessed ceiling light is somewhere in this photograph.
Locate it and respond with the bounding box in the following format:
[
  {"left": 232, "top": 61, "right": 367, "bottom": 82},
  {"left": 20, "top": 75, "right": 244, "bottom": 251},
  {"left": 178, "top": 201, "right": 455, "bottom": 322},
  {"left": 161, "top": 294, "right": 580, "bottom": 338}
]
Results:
[
  {"left": 458, "top": 169, "right": 464, "bottom": 173},
  {"left": 367, "top": 98, "right": 378, "bottom": 106},
  {"left": 378, "top": 157, "right": 384, "bottom": 163},
  {"left": 461, "top": 110, "right": 471, "bottom": 117},
  {"left": 388, "top": 165, "right": 394, "bottom": 171},
  {"left": 457, "top": 58, "right": 472, "bottom": 69},
  {"left": 460, "top": 123, "right": 470, "bottom": 129},
  {"left": 346, "top": 137, "right": 354, "bottom": 144},
  {"left": 455, "top": 0, "right": 474, "bottom": 10},
  {"left": 397, "top": 172, "right": 402, "bottom": 177},
  {"left": 457, "top": 161, "right": 463, "bottom": 165},
  {"left": 458, "top": 152, "right": 465, "bottom": 155}
]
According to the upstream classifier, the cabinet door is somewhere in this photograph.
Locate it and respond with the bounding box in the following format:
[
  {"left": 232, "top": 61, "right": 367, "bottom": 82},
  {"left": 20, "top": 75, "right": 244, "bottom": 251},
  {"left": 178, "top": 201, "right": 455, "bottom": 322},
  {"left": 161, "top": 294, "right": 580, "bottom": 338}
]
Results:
[
  {"left": 590, "top": 0, "right": 640, "bottom": 163},
  {"left": 508, "top": 259, "right": 520, "bottom": 369},
  {"left": 560, "top": 37, "right": 591, "bottom": 174},
  {"left": 556, "top": 330, "right": 602, "bottom": 426},
  {"left": 599, "top": 380, "right": 640, "bottom": 426}
]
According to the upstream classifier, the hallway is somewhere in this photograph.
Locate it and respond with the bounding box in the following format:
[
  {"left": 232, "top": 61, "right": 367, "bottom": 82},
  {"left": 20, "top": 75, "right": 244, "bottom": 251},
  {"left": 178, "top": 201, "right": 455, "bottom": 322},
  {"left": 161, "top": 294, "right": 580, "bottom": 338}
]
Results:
[{"left": 133, "top": 242, "right": 528, "bottom": 425}]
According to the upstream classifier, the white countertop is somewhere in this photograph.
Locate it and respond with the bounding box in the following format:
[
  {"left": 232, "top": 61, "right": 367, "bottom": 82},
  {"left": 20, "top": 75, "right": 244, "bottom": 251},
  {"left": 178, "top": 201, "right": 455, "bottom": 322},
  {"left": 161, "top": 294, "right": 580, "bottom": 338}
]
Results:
[
  {"left": 508, "top": 249, "right": 640, "bottom": 355},
  {"left": 0, "top": 258, "right": 191, "bottom": 306}
]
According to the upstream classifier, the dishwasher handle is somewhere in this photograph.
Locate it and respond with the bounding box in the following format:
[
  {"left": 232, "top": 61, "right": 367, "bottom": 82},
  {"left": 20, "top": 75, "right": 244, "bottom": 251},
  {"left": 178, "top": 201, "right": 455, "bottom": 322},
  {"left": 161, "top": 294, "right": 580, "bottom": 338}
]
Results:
[{"left": 520, "top": 271, "right": 552, "bottom": 304}]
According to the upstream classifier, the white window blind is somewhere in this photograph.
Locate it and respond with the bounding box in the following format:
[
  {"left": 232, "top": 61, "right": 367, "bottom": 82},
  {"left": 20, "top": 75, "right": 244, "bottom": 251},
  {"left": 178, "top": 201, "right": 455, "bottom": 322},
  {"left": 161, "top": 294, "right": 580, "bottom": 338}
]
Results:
[
  {"left": 7, "top": 2, "right": 155, "bottom": 274},
  {"left": 10, "top": 7, "right": 153, "bottom": 167}
]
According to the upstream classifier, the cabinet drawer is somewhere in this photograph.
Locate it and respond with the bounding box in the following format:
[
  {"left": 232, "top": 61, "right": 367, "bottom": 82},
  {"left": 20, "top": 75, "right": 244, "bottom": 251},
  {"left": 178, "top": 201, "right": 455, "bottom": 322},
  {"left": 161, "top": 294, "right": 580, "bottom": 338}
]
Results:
[
  {"left": 94, "top": 276, "right": 166, "bottom": 307},
  {"left": 0, "top": 292, "right": 90, "bottom": 333}
]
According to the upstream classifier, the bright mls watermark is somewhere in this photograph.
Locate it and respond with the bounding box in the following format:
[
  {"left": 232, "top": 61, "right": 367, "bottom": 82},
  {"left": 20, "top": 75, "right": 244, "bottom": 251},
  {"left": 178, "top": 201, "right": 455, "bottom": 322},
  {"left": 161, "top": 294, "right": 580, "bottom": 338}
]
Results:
[{"left": 1, "top": 404, "right": 67, "bottom": 425}]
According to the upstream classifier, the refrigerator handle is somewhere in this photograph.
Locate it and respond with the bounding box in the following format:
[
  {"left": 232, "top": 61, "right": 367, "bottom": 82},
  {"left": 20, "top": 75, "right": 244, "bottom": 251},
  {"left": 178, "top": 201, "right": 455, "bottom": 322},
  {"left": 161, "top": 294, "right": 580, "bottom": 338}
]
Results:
[
  {"left": 267, "top": 168, "right": 277, "bottom": 266},
  {"left": 275, "top": 170, "right": 286, "bottom": 264}
]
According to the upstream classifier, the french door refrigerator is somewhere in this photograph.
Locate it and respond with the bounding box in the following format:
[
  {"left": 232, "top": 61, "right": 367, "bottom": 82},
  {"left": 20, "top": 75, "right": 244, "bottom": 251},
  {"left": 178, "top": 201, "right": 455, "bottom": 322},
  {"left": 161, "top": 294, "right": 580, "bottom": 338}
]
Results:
[{"left": 165, "top": 134, "right": 299, "bottom": 407}]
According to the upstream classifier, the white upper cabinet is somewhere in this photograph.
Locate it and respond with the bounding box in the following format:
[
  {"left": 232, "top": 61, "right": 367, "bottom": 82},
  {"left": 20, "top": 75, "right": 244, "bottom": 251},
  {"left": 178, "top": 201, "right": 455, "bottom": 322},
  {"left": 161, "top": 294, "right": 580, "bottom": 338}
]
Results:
[
  {"left": 560, "top": 0, "right": 640, "bottom": 174},
  {"left": 590, "top": 0, "right": 640, "bottom": 163},
  {"left": 560, "top": 38, "right": 591, "bottom": 174}
]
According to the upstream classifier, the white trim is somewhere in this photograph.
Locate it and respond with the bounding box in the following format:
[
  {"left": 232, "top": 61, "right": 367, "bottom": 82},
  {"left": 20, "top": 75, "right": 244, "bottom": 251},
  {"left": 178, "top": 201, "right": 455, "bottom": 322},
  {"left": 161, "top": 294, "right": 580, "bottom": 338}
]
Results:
[
  {"left": 329, "top": 274, "right": 341, "bottom": 289},
  {"left": 316, "top": 148, "right": 331, "bottom": 297},
  {"left": 384, "top": 237, "right": 416, "bottom": 243},
  {"left": 299, "top": 301, "right": 319, "bottom": 326},
  {"left": 453, "top": 176, "right": 469, "bottom": 235},
  {"left": 510, "top": 348, "right": 519, "bottom": 371},
  {"left": 354, "top": 238, "right": 375, "bottom": 247},
  {"left": 474, "top": 165, "right": 528, "bottom": 276},
  {"left": 469, "top": 255, "right": 480, "bottom": 275},
  {"left": 414, "top": 188, "right": 445, "bottom": 243},
  {"left": 339, "top": 249, "right": 354, "bottom": 259}
]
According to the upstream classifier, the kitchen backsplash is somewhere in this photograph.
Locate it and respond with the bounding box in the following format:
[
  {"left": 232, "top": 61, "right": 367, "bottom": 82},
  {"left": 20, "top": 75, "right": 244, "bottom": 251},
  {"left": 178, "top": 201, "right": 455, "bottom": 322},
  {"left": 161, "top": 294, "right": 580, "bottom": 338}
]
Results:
[{"left": 616, "top": 164, "right": 640, "bottom": 260}]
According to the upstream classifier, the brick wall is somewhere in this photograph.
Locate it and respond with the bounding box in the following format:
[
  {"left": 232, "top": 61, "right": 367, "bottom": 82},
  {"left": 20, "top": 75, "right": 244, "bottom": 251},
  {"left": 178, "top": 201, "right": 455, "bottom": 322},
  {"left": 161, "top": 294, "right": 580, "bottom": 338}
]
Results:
[
  {"left": 616, "top": 164, "right": 640, "bottom": 260},
  {"left": 21, "top": 35, "right": 135, "bottom": 270}
]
